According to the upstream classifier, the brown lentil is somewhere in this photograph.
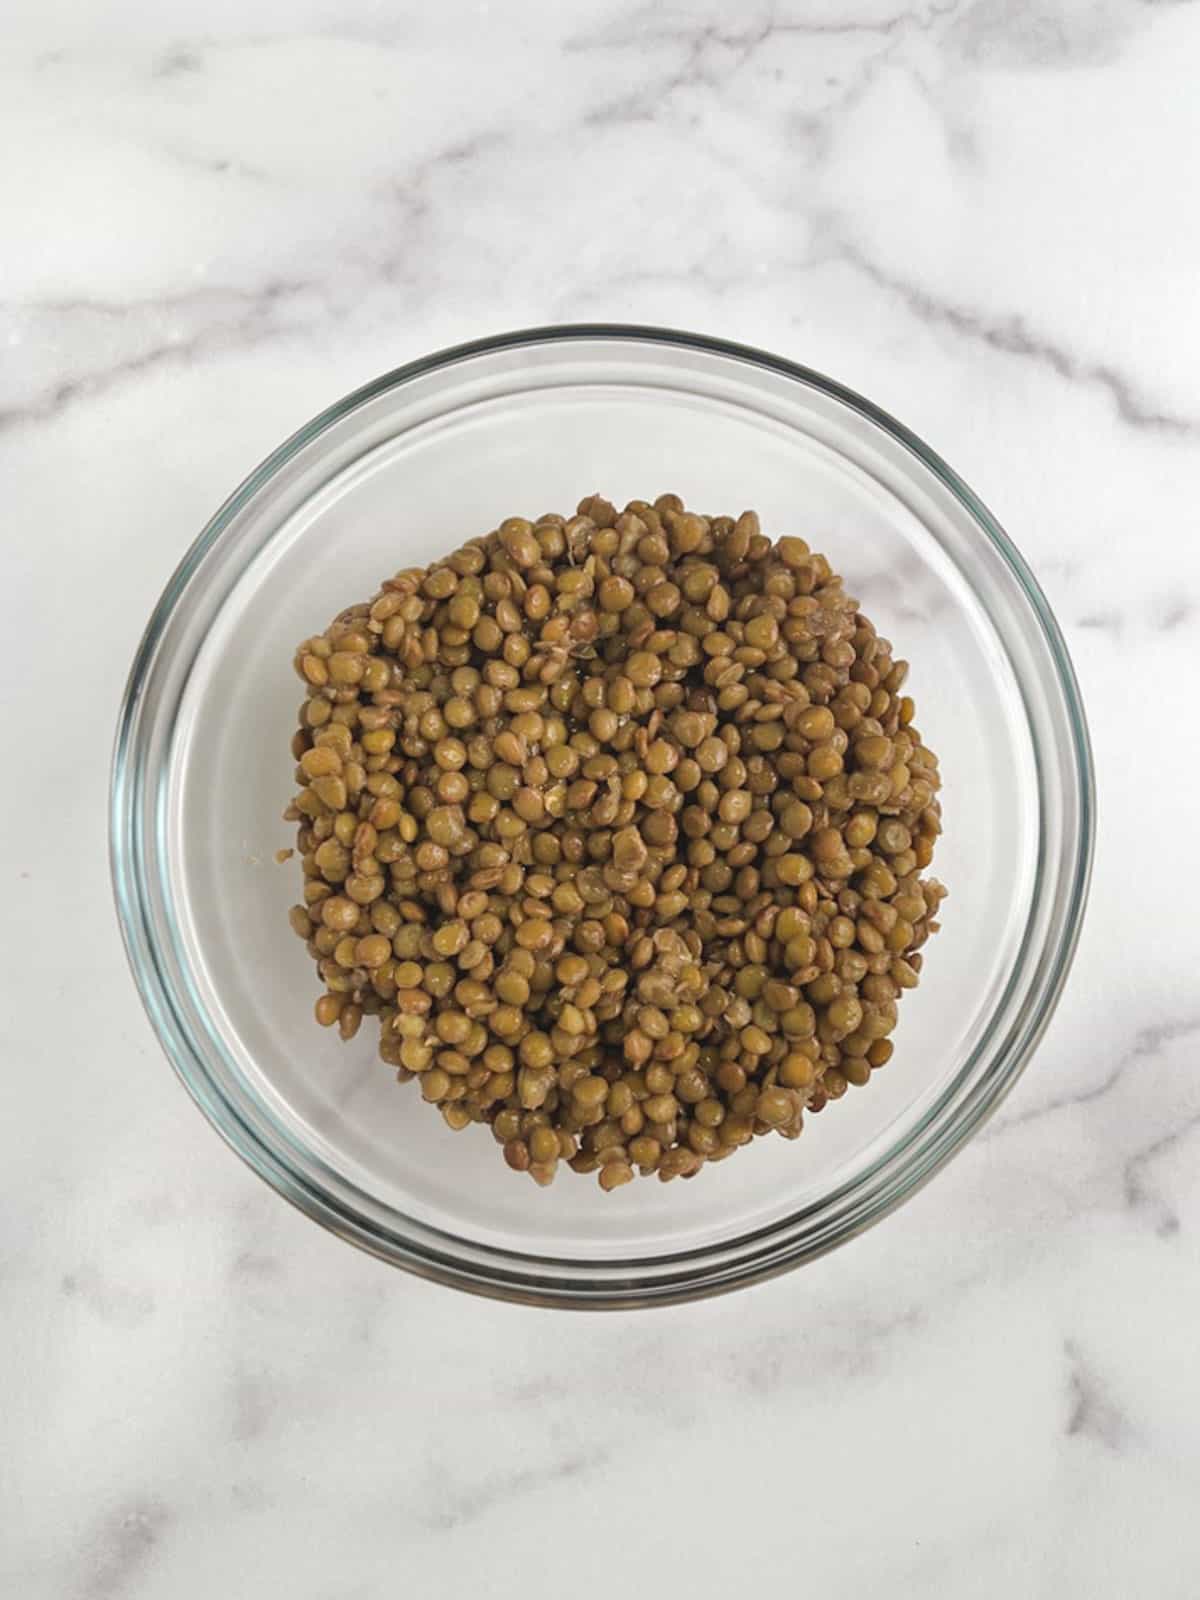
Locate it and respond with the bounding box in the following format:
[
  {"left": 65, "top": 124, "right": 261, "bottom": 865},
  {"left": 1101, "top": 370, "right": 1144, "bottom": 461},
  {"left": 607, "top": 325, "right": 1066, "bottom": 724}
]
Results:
[{"left": 286, "top": 496, "right": 945, "bottom": 1190}]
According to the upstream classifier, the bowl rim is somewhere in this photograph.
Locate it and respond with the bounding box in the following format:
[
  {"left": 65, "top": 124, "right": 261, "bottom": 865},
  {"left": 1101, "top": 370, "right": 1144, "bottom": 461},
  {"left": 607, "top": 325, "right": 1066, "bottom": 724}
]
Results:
[{"left": 110, "top": 322, "right": 1096, "bottom": 1308}]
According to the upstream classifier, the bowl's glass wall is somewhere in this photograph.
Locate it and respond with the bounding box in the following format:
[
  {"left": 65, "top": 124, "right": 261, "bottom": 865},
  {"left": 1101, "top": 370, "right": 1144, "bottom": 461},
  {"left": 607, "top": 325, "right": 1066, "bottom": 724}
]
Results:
[{"left": 114, "top": 332, "right": 1091, "bottom": 1303}]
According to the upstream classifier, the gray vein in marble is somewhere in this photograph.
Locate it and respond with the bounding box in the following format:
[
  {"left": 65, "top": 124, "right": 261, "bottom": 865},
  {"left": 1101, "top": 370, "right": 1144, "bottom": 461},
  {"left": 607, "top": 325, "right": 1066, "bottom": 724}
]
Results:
[
  {"left": 572, "top": 6, "right": 913, "bottom": 127},
  {"left": 231, "top": 1370, "right": 278, "bottom": 1443},
  {"left": 229, "top": 1481, "right": 271, "bottom": 1514},
  {"left": 570, "top": 1, "right": 960, "bottom": 55},
  {"left": 5, "top": 279, "right": 311, "bottom": 323},
  {"left": 79, "top": 1498, "right": 169, "bottom": 1600},
  {"left": 571, "top": 203, "right": 1200, "bottom": 444},
  {"left": 349, "top": 1280, "right": 391, "bottom": 1347},
  {"left": 2, "top": 128, "right": 508, "bottom": 436},
  {"left": 1038, "top": 557, "right": 1084, "bottom": 581},
  {"left": 152, "top": 142, "right": 272, "bottom": 182},
  {"left": 1077, "top": 598, "right": 1196, "bottom": 633},
  {"left": 852, "top": 545, "right": 949, "bottom": 624},
  {"left": 1063, "top": 1339, "right": 1132, "bottom": 1450},
  {"left": 732, "top": 1301, "right": 927, "bottom": 1394},
  {"left": 380, "top": 129, "right": 509, "bottom": 264},
  {"left": 152, "top": 46, "right": 204, "bottom": 77},
  {"left": 1076, "top": 610, "right": 1125, "bottom": 635},
  {"left": 947, "top": 0, "right": 1148, "bottom": 68},
  {"left": 985, "top": 1014, "right": 1200, "bottom": 1137},
  {"left": 560, "top": 257, "right": 749, "bottom": 313},
  {"left": 420, "top": 1448, "right": 610, "bottom": 1533},
  {"left": 0, "top": 281, "right": 316, "bottom": 434},
  {"left": 1123, "top": 1106, "right": 1200, "bottom": 1237},
  {"left": 61, "top": 1264, "right": 155, "bottom": 1329},
  {"left": 230, "top": 1247, "right": 284, "bottom": 1282},
  {"left": 828, "top": 233, "right": 1200, "bottom": 437}
]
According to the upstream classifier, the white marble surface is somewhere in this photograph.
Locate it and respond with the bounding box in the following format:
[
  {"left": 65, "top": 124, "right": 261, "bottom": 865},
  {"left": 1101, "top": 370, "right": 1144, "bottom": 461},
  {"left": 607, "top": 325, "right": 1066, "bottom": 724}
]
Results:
[{"left": 4, "top": 1, "right": 1199, "bottom": 1594}]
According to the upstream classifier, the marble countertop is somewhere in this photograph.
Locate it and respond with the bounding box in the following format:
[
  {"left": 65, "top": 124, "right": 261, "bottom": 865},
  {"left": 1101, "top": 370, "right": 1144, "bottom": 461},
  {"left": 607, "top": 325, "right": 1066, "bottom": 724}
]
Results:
[{"left": 4, "top": 2, "right": 1199, "bottom": 1595}]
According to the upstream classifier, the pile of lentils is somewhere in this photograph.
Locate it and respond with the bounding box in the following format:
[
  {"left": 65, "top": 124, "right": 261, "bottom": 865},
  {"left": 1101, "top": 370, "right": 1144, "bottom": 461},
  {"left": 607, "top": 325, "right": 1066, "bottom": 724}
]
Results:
[{"left": 285, "top": 495, "right": 945, "bottom": 1191}]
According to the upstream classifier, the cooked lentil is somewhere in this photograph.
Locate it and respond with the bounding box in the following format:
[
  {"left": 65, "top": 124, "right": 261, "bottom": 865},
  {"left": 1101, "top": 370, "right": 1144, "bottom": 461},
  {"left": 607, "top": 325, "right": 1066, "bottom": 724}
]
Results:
[{"left": 285, "top": 495, "right": 945, "bottom": 1189}]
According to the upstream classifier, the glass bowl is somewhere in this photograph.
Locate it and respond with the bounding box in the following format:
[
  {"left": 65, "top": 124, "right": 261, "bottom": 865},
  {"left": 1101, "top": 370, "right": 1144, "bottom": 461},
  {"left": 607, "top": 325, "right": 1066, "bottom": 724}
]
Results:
[{"left": 110, "top": 325, "right": 1094, "bottom": 1308}]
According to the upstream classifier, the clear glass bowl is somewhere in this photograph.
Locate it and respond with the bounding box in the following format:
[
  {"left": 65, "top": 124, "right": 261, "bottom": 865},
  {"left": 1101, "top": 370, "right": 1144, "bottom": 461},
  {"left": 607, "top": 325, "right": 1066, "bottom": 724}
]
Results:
[{"left": 111, "top": 326, "right": 1094, "bottom": 1308}]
